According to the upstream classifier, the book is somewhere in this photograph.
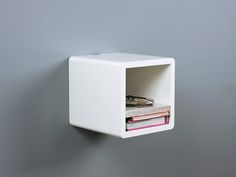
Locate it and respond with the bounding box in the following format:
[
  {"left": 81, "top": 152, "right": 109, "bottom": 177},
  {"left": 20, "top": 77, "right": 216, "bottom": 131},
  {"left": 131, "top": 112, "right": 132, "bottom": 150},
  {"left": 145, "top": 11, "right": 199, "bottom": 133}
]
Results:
[
  {"left": 126, "top": 103, "right": 170, "bottom": 117},
  {"left": 130, "top": 111, "right": 170, "bottom": 121},
  {"left": 126, "top": 116, "right": 169, "bottom": 131}
]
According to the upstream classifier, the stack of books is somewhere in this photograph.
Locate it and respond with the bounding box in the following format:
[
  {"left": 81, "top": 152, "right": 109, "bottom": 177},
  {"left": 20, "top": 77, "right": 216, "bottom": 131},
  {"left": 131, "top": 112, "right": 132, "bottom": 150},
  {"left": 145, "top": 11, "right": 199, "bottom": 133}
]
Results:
[{"left": 126, "top": 104, "right": 170, "bottom": 131}]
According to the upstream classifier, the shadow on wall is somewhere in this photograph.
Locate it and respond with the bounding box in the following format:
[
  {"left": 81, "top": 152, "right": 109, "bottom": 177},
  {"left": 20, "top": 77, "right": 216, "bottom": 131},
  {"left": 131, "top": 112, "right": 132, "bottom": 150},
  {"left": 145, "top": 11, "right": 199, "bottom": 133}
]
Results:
[{"left": 7, "top": 58, "right": 107, "bottom": 173}]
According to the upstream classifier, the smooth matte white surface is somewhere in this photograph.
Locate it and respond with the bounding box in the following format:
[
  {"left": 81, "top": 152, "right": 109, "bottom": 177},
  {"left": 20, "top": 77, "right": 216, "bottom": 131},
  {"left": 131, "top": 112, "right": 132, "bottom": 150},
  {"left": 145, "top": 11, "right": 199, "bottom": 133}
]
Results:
[{"left": 69, "top": 53, "right": 175, "bottom": 138}]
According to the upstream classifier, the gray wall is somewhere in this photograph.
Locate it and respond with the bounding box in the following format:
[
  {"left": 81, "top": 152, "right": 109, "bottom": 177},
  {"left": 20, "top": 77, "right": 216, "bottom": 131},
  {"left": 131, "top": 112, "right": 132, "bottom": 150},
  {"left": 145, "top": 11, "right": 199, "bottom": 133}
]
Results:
[{"left": 0, "top": 0, "right": 236, "bottom": 177}]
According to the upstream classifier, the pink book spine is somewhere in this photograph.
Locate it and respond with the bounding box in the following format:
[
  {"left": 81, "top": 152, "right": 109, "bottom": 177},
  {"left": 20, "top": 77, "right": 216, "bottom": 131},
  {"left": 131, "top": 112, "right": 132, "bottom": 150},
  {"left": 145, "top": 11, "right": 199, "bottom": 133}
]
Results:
[
  {"left": 127, "top": 116, "right": 170, "bottom": 131},
  {"left": 127, "top": 122, "right": 167, "bottom": 131}
]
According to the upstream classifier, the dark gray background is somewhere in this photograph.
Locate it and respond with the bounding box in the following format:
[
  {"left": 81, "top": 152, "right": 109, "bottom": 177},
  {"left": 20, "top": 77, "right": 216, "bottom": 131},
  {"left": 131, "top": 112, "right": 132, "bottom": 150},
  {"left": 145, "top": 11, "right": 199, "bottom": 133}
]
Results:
[{"left": 0, "top": 0, "right": 236, "bottom": 177}]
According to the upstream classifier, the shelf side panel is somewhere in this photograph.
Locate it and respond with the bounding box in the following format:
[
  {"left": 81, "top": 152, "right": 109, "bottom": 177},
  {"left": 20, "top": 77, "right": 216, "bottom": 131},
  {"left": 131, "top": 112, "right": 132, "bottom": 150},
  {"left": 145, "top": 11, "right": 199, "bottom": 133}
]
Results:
[{"left": 69, "top": 58, "right": 125, "bottom": 137}]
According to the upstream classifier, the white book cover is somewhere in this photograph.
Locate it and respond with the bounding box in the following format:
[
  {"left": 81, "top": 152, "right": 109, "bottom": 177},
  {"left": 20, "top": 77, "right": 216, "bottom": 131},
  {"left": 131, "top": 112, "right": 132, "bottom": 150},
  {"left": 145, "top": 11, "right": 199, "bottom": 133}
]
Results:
[
  {"left": 131, "top": 111, "right": 170, "bottom": 121},
  {"left": 126, "top": 104, "right": 170, "bottom": 117}
]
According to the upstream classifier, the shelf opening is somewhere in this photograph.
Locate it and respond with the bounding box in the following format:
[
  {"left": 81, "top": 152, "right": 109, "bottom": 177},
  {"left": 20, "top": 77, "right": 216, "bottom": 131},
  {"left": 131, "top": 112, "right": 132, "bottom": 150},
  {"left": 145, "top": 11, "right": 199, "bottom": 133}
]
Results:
[{"left": 125, "top": 64, "right": 172, "bottom": 132}]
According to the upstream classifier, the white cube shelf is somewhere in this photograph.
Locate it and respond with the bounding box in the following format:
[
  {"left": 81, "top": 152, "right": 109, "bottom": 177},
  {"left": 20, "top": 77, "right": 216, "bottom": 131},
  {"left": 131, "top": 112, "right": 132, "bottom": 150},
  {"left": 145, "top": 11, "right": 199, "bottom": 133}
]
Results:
[{"left": 69, "top": 53, "right": 175, "bottom": 138}]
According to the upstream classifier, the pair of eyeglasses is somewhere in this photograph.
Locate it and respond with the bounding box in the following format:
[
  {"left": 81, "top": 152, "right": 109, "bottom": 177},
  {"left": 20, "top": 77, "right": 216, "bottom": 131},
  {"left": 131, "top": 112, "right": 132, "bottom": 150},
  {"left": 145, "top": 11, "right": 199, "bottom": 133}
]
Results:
[{"left": 126, "top": 95, "right": 154, "bottom": 107}]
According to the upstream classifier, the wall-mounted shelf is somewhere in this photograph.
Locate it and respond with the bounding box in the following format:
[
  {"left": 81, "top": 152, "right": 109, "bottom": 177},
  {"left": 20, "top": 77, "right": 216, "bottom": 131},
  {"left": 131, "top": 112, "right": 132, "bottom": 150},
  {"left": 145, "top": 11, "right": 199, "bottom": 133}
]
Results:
[{"left": 69, "top": 53, "right": 175, "bottom": 138}]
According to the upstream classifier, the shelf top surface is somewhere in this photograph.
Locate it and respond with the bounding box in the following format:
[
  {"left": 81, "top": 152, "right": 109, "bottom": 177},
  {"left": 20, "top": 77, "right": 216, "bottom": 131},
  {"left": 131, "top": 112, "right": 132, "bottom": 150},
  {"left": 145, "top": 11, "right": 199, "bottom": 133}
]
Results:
[
  {"left": 73, "top": 53, "right": 173, "bottom": 62},
  {"left": 70, "top": 53, "right": 174, "bottom": 67}
]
